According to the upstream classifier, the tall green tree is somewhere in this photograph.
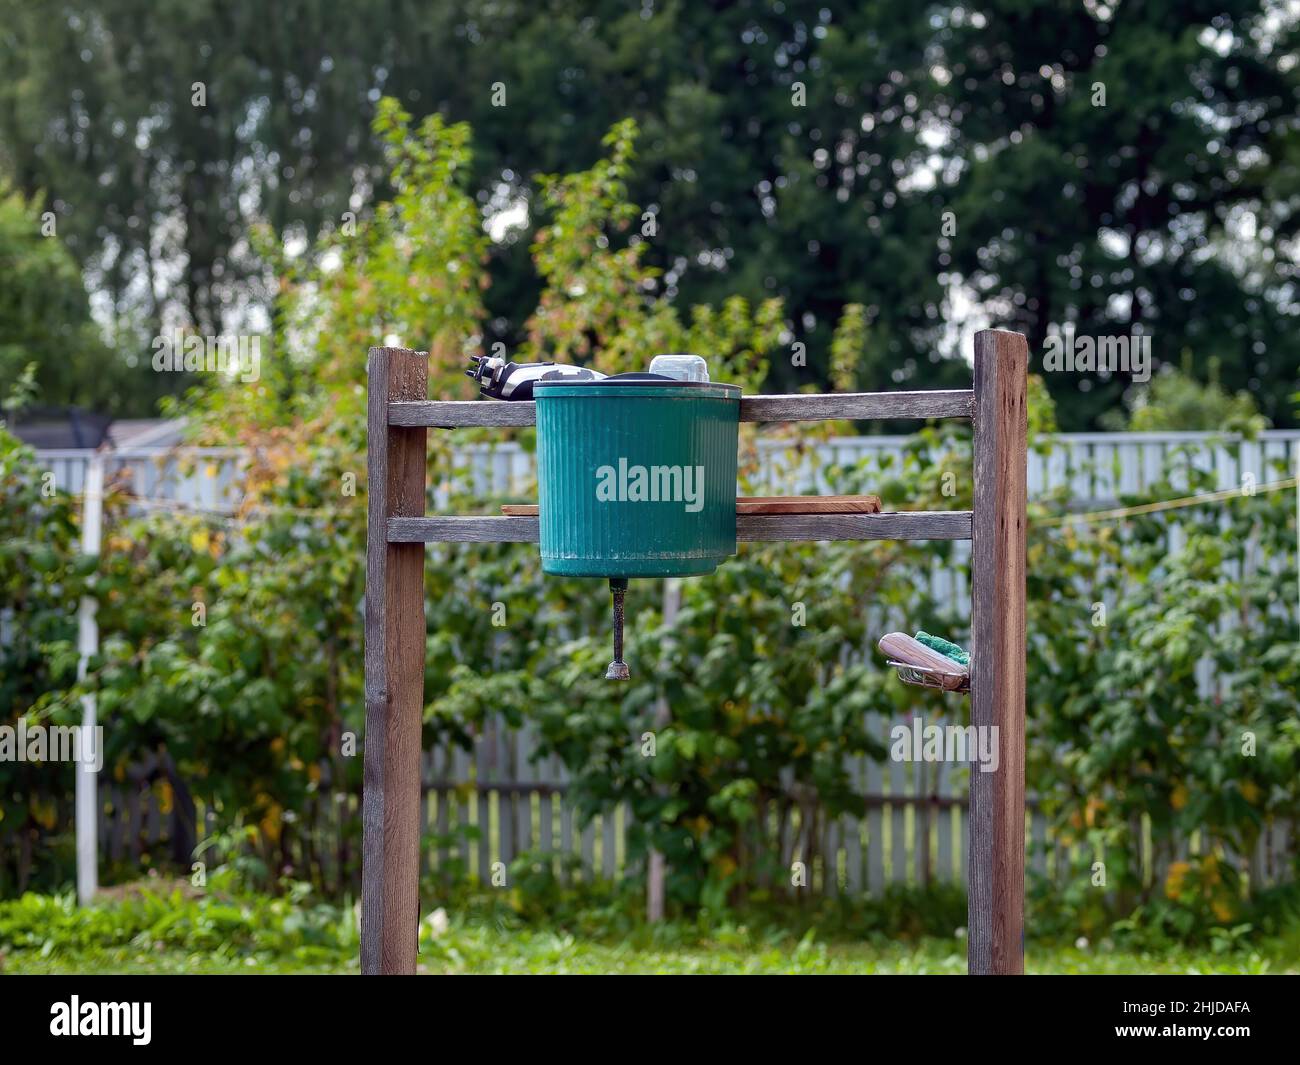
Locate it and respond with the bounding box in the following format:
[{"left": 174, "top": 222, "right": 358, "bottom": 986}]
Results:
[
  {"left": 1, "top": 1, "right": 1295, "bottom": 425},
  {"left": 0, "top": 183, "right": 133, "bottom": 411},
  {"left": 0, "top": 0, "right": 392, "bottom": 341},
  {"left": 935, "top": 0, "right": 1300, "bottom": 427}
]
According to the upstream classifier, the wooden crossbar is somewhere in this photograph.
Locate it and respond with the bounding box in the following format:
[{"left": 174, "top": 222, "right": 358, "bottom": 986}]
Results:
[
  {"left": 388, "top": 388, "right": 974, "bottom": 428},
  {"left": 362, "top": 331, "right": 1027, "bottom": 977},
  {"left": 387, "top": 511, "right": 973, "bottom": 544}
]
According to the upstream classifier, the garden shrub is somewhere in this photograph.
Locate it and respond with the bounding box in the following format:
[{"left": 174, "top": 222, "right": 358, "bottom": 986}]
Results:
[
  {"left": 0, "top": 430, "right": 87, "bottom": 892},
  {"left": 2, "top": 104, "right": 1296, "bottom": 940}
]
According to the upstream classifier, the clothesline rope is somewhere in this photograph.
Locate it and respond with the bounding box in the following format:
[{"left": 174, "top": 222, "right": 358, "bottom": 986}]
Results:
[
  {"left": 1035, "top": 476, "right": 1297, "bottom": 527},
  {"left": 56, "top": 476, "right": 1300, "bottom": 528}
]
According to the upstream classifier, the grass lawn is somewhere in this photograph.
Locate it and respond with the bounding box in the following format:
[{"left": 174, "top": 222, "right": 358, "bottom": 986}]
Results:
[
  {"left": 7, "top": 924, "right": 1296, "bottom": 975},
  {"left": 4, "top": 884, "right": 1296, "bottom": 975}
]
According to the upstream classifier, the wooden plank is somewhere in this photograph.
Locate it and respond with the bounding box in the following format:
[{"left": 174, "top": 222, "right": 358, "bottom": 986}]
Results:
[
  {"left": 503, "top": 495, "right": 882, "bottom": 517},
  {"left": 391, "top": 399, "right": 536, "bottom": 427},
  {"left": 741, "top": 511, "right": 970, "bottom": 541},
  {"left": 501, "top": 496, "right": 878, "bottom": 517},
  {"left": 418, "top": 760, "right": 430, "bottom": 874},
  {"left": 967, "top": 328, "right": 1028, "bottom": 976},
  {"left": 390, "top": 389, "right": 974, "bottom": 429},
  {"left": 741, "top": 389, "right": 974, "bottom": 422},
  {"left": 738, "top": 495, "right": 881, "bottom": 514},
  {"left": 389, "top": 510, "right": 972, "bottom": 544},
  {"left": 361, "top": 346, "right": 428, "bottom": 975},
  {"left": 390, "top": 516, "right": 539, "bottom": 543}
]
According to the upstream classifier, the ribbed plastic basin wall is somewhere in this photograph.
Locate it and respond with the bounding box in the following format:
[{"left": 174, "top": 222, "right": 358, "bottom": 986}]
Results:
[{"left": 534, "top": 381, "right": 740, "bottom": 577}]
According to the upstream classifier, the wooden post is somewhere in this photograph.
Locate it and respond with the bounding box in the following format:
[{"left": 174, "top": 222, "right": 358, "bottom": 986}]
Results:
[
  {"left": 362, "top": 347, "right": 428, "bottom": 974},
  {"left": 968, "top": 328, "right": 1027, "bottom": 975},
  {"left": 364, "top": 349, "right": 1017, "bottom": 974}
]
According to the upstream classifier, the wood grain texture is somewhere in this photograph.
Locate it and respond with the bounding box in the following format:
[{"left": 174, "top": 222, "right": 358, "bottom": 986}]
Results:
[
  {"left": 361, "top": 348, "right": 391, "bottom": 976},
  {"left": 737, "top": 511, "right": 970, "bottom": 541},
  {"left": 362, "top": 347, "right": 428, "bottom": 975},
  {"left": 389, "top": 510, "right": 970, "bottom": 544},
  {"left": 739, "top": 390, "right": 974, "bottom": 422},
  {"left": 967, "top": 328, "right": 1028, "bottom": 975},
  {"left": 734, "top": 495, "right": 880, "bottom": 513},
  {"left": 390, "top": 515, "right": 541, "bottom": 543},
  {"left": 500, "top": 495, "right": 882, "bottom": 517},
  {"left": 388, "top": 389, "right": 975, "bottom": 428},
  {"left": 390, "top": 399, "right": 536, "bottom": 427}
]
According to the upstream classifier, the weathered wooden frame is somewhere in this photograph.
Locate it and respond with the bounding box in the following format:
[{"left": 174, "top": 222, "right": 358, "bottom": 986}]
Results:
[{"left": 363, "top": 328, "right": 1027, "bottom": 975}]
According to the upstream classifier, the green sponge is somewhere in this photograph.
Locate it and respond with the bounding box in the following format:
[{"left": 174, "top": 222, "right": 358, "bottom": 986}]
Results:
[{"left": 915, "top": 630, "right": 969, "bottom": 666}]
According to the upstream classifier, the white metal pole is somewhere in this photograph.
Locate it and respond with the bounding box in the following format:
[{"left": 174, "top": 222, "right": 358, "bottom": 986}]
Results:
[
  {"left": 75, "top": 451, "right": 105, "bottom": 906},
  {"left": 646, "top": 578, "right": 680, "bottom": 922}
]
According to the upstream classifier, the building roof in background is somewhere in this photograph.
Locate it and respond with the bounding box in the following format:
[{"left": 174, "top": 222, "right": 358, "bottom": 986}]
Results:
[
  {"left": 8, "top": 409, "right": 186, "bottom": 451},
  {"left": 104, "top": 419, "right": 188, "bottom": 450}
]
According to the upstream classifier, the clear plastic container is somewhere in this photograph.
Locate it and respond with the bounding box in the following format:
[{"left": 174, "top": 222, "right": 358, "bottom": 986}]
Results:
[{"left": 649, "top": 353, "right": 710, "bottom": 383}]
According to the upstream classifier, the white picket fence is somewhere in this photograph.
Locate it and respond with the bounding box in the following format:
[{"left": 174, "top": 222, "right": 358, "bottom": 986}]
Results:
[
  {"left": 36, "top": 429, "right": 1299, "bottom": 512},
  {"left": 445, "top": 429, "right": 1300, "bottom": 504},
  {"left": 34, "top": 430, "right": 1300, "bottom": 894},
  {"left": 35, "top": 446, "right": 244, "bottom": 512}
]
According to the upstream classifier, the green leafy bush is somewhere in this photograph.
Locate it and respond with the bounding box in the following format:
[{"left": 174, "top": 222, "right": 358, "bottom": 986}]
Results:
[
  {"left": 0, "top": 431, "right": 87, "bottom": 892},
  {"left": 0, "top": 881, "right": 357, "bottom": 966},
  {"left": 1025, "top": 441, "right": 1299, "bottom": 937},
  {"left": 3, "top": 105, "right": 1297, "bottom": 942}
]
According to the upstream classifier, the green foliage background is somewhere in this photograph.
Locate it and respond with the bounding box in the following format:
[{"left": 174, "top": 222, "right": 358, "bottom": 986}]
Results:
[
  {"left": 0, "top": 1, "right": 1296, "bottom": 426},
  {"left": 1, "top": 108, "right": 1296, "bottom": 943}
]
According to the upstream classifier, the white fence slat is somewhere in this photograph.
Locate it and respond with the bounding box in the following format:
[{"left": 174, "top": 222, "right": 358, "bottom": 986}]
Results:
[
  {"left": 581, "top": 821, "right": 595, "bottom": 880},
  {"left": 560, "top": 778, "right": 574, "bottom": 883},
  {"left": 476, "top": 726, "right": 493, "bottom": 882},
  {"left": 602, "top": 810, "right": 617, "bottom": 880},
  {"left": 823, "top": 817, "right": 840, "bottom": 896},
  {"left": 865, "top": 719, "right": 885, "bottom": 893},
  {"left": 890, "top": 749, "right": 908, "bottom": 886},
  {"left": 936, "top": 761, "right": 952, "bottom": 882},
  {"left": 497, "top": 724, "right": 515, "bottom": 869}
]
